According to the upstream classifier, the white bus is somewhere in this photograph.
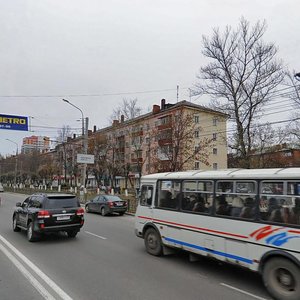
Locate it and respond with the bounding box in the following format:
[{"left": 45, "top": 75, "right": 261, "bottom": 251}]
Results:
[{"left": 135, "top": 168, "right": 300, "bottom": 300}]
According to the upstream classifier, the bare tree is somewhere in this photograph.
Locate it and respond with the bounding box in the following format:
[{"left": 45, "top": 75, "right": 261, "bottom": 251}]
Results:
[
  {"left": 286, "top": 71, "right": 300, "bottom": 106},
  {"left": 88, "top": 134, "right": 110, "bottom": 187},
  {"left": 151, "top": 108, "right": 214, "bottom": 172},
  {"left": 284, "top": 71, "right": 300, "bottom": 145},
  {"left": 194, "top": 18, "right": 285, "bottom": 168},
  {"left": 126, "top": 121, "right": 153, "bottom": 187},
  {"left": 110, "top": 98, "right": 142, "bottom": 122},
  {"left": 57, "top": 125, "right": 72, "bottom": 143},
  {"left": 250, "top": 124, "right": 286, "bottom": 168},
  {"left": 105, "top": 127, "right": 125, "bottom": 189}
]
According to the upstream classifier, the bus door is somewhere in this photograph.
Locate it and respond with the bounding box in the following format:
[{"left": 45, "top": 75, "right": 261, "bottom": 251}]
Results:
[
  {"left": 135, "top": 183, "right": 154, "bottom": 230},
  {"left": 153, "top": 180, "right": 182, "bottom": 249}
]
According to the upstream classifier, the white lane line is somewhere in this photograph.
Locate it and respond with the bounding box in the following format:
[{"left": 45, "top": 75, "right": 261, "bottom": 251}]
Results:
[
  {"left": 85, "top": 231, "right": 107, "bottom": 240},
  {"left": 0, "top": 243, "right": 55, "bottom": 300},
  {"left": 220, "top": 283, "right": 269, "bottom": 300},
  {"left": 0, "top": 234, "right": 73, "bottom": 300}
]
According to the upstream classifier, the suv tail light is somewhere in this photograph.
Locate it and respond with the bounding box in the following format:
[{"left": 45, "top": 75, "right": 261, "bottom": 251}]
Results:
[
  {"left": 124, "top": 202, "right": 127, "bottom": 206},
  {"left": 76, "top": 208, "right": 84, "bottom": 216},
  {"left": 108, "top": 202, "right": 114, "bottom": 208},
  {"left": 37, "top": 210, "right": 50, "bottom": 218}
]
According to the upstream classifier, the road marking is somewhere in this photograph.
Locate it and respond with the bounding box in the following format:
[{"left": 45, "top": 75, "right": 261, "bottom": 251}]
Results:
[
  {"left": 0, "top": 234, "right": 73, "bottom": 300},
  {"left": 0, "top": 243, "right": 55, "bottom": 300},
  {"left": 220, "top": 283, "right": 269, "bottom": 300},
  {"left": 85, "top": 231, "right": 107, "bottom": 240}
]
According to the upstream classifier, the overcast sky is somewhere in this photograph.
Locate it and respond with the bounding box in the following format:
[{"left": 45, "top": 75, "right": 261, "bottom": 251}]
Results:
[{"left": 1, "top": 0, "right": 299, "bottom": 156}]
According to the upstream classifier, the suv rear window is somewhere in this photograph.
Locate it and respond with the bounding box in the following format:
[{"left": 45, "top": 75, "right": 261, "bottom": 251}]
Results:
[{"left": 44, "top": 197, "right": 80, "bottom": 209}]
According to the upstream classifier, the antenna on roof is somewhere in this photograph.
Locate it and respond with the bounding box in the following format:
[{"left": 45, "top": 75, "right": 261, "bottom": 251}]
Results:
[{"left": 176, "top": 85, "right": 179, "bottom": 102}]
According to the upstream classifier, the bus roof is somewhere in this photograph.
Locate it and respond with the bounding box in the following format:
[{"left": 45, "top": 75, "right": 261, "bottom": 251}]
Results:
[{"left": 141, "top": 168, "right": 300, "bottom": 180}]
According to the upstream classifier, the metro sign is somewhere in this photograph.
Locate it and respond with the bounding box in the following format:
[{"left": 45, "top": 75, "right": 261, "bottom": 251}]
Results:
[{"left": 0, "top": 114, "right": 28, "bottom": 131}]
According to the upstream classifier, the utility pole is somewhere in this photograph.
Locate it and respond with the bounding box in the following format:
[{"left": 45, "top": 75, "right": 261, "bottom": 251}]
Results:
[
  {"left": 62, "top": 99, "right": 87, "bottom": 188},
  {"left": 83, "top": 117, "right": 89, "bottom": 187}
]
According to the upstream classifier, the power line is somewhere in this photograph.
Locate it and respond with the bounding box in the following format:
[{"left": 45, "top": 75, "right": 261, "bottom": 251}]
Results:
[
  {"left": 30, "top": 125, "right": 81, "bottom": 130},
  {"left": 0, "top": 87, "right": 190, "bottom": 98}
]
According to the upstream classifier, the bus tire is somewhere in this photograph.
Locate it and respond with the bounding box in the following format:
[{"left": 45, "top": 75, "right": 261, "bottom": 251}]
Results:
[
  {"left": 144, "top": 228, "right": 163, "bottom": 256},
  {"left": 262, "top": 257, "right": 300, "bottom": 300}
]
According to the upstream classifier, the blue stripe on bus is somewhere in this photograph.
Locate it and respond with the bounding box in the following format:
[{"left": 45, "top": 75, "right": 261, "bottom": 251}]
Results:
[{"left": 164, "top": 237, "right": 253, "bottom": 265}]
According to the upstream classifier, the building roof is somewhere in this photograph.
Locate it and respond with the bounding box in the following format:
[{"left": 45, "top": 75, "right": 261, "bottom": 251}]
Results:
[{"left": 95, "top": 99, "right": 229, "bottom": 134}]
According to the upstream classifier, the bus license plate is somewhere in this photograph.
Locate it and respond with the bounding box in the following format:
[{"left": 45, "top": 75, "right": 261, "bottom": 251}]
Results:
[{"left": 57, "top": 215, "right": 70, "bottom": 221}]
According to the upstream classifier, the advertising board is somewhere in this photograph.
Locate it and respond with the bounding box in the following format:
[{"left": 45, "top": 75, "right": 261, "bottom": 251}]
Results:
[{"left": 0, "top": 114, "right": 28, "bottom": 131}]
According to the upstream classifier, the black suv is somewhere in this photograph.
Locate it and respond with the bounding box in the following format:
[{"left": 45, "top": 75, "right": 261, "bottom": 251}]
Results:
[{"left": 12, "top": 193, "right": 84, "bottom": 242}]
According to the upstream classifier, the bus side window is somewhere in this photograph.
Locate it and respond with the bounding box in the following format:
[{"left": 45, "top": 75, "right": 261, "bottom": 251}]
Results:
[{"left": 140, "top": 186, "right": 153, "bottom": 206}]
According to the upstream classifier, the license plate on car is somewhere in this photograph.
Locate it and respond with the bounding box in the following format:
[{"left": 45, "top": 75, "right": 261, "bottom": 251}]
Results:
[
  {"left": 57, "top": 215, "right": 70, "bottom": 221},
  {"left": 116, "top": 202, "right": 123, "bottom": 206}
]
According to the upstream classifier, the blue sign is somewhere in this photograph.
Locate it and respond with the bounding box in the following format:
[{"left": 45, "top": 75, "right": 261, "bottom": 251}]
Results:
[{"left": 0, "top": 114, "right": 28, "bottom": 131}]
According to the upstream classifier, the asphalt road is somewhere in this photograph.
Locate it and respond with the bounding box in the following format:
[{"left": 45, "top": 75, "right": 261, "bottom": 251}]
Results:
[{"left": 0, "top": 192, "right": 272, "bottom": 300}]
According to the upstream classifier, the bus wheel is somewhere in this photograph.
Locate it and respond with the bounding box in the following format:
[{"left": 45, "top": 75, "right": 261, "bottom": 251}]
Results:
[
  {"left": 144, "top": 228, "right": 163, "bottom": 256},
  {"left": 263, "top": 257, "right": 300, "bottom": 300}
]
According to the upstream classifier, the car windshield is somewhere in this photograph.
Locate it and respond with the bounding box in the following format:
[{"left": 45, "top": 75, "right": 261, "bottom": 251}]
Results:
[{"left": 44, "top": 197, "right": 79, "bottom": 209}]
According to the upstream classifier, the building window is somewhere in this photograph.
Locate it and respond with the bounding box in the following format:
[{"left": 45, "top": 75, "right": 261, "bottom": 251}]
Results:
[
  {"left": 194, "top": 131, "right": 199, "bottom": 138},
  {"left": 194, "top": 115, "right": 199, "bottom": 123},
  {"left": 160, "top": 115, "right": 171, "bottom": 125},
  {"left": 212, "top": 133, "right": 217, "bottom": 141},
  {"left": 213, "top": 117, "right": 218, "bottom": 126},
  {"left": 195, "top": 145, "right": 200, "bottom": 154},
  {"left": 195, "top": 162, "right": 200, "bottom": 169},
  {"left": 213, "top": 163, "right": 218, "bottom": 170},
  {"left": 213, "top": 148, "right": 217, "bottom": 155}
]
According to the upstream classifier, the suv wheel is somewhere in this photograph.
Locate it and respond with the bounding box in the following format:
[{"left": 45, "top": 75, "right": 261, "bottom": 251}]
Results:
[
  {"left": 27, "top": 221, "right": 39, "bottom": 242},
  {"left": 101, "top": 207, "right": 106, "bottom": 216},
  {"left": 13, "top": 215, "right": 21, "bottom": 232},
  {"left": 85, "top": 205, "right": 90, "bottom": 213}
]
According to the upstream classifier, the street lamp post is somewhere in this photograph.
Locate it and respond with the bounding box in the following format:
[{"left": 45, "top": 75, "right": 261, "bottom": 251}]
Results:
[
  {"left": 62, "top": 99, "right": 88, "bottom": 188},
  {"left": 6, "top": 139, "right": 18, "bottom": 192}
]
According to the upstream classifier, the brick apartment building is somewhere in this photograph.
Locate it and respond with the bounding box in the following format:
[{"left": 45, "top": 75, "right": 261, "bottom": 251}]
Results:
[{"left": 88, "top": 99, "right": 228, "bottom": 188}]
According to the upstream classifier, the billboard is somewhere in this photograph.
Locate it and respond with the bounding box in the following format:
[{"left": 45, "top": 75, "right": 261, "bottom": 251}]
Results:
[
  {"left": 77, "top": 154, "right": 95, "bottom": 164},
  {"left": 0, "top": 114, "right": 28, "bottom": 131}
]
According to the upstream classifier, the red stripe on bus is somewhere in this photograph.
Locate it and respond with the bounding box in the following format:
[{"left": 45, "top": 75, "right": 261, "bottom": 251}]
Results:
[
  {"left": 138, "top": 216, "right": 249, "bottom": 239},
  {"left": 288, "top": 230, "right": 300, "bottom": 234}
]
